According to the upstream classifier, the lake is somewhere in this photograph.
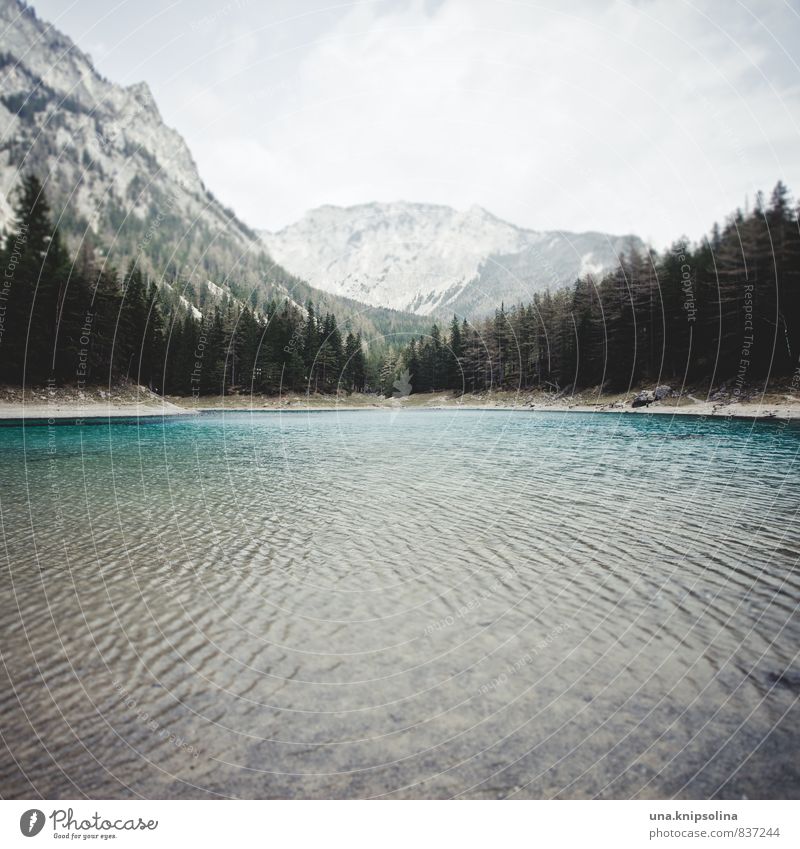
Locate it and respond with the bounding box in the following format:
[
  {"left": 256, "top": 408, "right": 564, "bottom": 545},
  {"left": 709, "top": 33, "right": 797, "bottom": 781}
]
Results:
[{"left": 0, "top": 408, "right": 798, "bottom": 798}]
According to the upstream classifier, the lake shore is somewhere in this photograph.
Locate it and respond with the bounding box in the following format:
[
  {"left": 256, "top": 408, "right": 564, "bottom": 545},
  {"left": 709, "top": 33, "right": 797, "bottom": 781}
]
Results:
[
  {"left": 2, "top": 382, "right": 798, "bottom": 421},
  {"left": 173, "top": 381, "right": 800, "bottom": 421},
  {"left": 0, "top": 384, "right": 190, "bottom": 421}
]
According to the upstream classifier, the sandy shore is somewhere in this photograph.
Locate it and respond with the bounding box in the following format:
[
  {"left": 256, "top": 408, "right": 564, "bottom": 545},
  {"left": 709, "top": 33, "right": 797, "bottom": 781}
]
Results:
[
  {"left": 171, "top": 386, "right": 800, "bottom": 421},
  {"left": 2, "top": 384, "right": 798, "bottom": 421},
  {"left": 0, "top": 384, "right": 190, "bottom": 421},
  {"left": 0, "top": 402, "right": 190, "bottom": 421}
]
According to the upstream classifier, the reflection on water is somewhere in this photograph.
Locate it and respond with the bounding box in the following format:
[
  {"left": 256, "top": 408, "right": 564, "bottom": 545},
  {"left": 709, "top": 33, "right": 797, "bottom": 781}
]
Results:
[{"left": 0, "top": 409, "right": 798, "bottom": 799}]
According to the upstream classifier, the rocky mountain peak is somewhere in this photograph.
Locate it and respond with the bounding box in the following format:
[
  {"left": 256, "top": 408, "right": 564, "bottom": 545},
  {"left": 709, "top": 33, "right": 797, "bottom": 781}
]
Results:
[{"left": 261, "top": 201, "right": 645, "bottom": 317}]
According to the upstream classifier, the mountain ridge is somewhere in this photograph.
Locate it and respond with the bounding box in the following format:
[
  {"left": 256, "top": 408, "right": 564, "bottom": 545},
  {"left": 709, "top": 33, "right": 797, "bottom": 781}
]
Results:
[
  {"left": 0, "top": 0, "right": 645, "bottom": 330},
  {"left": 261, "top": 200, "right": 645, "bottom": 318},
  {"left": 0, "top": 0, "right": 425, "bottom": 338}
]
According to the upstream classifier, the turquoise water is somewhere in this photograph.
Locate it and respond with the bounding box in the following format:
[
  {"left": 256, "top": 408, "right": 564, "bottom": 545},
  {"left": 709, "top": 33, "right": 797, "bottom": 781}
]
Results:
[{"left": 0, "top": 409, "right": 798, "bottom": 799}]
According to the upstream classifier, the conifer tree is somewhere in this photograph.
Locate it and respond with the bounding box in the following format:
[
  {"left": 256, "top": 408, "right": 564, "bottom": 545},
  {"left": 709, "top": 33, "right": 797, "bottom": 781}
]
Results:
[{"left": 1, "top": 175, "right": 70, "bottom": 383}]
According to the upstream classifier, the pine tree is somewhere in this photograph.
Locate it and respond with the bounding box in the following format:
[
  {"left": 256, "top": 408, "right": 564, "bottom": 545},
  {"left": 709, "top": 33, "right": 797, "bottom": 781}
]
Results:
[
  {"left": 141, "top": 282, "right": 166, "bottom": 391},
  {"left": 352, "top": 332, "right": 366, "bottom": 391},
  {"left": 402, "top": 338, "right": 421, "bottom": 394},
  {"left": 0, "top": 175, "right": 70, "bottom": 383},
  {"left": 447, "top": 315, "right": 463, "bottom": 391},
  {"left": 118, "top": 263, "right": 149, "bottom": 382},
  {"left": 200, "top": 307, "right": 226, "bottom": 395},
  {"left": 766, "top": 181, "right": 800, "bottom": 369},
  {"left": 343, "top": 331, "right": 360, "bottom": 392},
  {"left": 380, "top": 352, "right": 397, "bottom": 396}
]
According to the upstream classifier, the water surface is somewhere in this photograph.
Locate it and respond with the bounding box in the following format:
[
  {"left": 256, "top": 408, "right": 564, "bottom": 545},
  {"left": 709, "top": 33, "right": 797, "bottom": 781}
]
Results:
[{"left": 1, "top": 408, "right": 798, "bottom": 798}]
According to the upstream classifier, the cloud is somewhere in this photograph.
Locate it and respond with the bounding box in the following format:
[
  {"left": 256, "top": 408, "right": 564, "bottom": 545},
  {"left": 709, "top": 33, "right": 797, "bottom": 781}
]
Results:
[
  {"left": 37, "top": 0, "right": 800, "bottom": 246},
  {"left": 202, "top": 0, "right": 799, "bottom": 246}
]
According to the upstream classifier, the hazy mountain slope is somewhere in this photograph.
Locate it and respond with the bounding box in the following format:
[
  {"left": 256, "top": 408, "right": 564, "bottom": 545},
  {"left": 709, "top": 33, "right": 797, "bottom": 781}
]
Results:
[
  {"left": 0, "top": 1, "right": 261, "bottom": 290},
  {"left": 0, "top": 0, "right": 425, "bottom": 337},
  {"left": 262, "top": 202, "right": 645, "bottom": 317}
]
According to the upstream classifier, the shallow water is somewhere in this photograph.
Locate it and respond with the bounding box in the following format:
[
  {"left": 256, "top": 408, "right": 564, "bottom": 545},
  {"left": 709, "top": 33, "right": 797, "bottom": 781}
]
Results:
[{"left": 0, "top": 408, "right": 798, "bottom": 799}]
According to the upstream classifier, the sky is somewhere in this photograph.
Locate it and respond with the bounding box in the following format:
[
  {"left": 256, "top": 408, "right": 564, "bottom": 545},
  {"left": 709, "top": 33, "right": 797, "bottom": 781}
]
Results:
[{"left": 31, "top": 0, "right": 800, "bottom": 248}]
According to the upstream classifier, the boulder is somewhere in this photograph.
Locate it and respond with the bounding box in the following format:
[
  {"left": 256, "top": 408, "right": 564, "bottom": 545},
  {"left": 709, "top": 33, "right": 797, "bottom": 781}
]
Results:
[
  {"left": 654, "top": 385, "right": 672, "bottom": 401},
  {"left": 632, "top": 390, "right": 656, "bottom": 408}
]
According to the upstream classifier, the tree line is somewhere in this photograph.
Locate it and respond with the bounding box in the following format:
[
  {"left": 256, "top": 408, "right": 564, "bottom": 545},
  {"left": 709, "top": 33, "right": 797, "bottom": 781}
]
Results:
[
  {"left": 386, "top": 182, "right": 800, "bottom": 396},
  {"left": 0, "top": 175, "right": 368, "bottom": 395},
  {"left": 2, "top": 175, "right": 798, "bottom": 398}
]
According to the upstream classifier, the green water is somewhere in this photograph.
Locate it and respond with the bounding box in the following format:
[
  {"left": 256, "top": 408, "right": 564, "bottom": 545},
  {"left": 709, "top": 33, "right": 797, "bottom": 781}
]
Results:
[{"left": 1, "top": 409, "right": 798, "bottom": 798}]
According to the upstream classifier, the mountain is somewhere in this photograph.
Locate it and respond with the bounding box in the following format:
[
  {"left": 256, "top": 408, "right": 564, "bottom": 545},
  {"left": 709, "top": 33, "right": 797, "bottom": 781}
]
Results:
[
  {"left": 261, "top": 202, "right": 646, "bottom": 317},
  {"left": 0, "top": 0, "right": 643, "bottom": 332},
  {"left": 0, "top": 0, "right": 424, "bottom": 337}
]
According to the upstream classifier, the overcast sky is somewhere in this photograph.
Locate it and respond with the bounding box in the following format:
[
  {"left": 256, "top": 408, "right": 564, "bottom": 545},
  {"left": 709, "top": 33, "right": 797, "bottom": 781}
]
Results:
[{"left": 32, "top": 0, "right": 800, "bottom": 247}]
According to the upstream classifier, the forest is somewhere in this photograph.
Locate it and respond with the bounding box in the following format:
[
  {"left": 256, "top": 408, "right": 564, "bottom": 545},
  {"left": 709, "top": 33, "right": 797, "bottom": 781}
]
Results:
[
  {"left": 0, "top": 175, "right": 367, "bottom": 395},
  {"left": 389, "top": 181, "right": 800, "bottom": 397},
  {"left": 1, "top": 175, "right": 798, "bottom": 398}
]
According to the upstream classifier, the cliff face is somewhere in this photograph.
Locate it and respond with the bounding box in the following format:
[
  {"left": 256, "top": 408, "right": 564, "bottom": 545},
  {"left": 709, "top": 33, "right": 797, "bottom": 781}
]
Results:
[
  {"left": 0, "top": 0, "right": 328, "bottom": 318},
  {"left": 262, "top": 201, "right": 645, "bottom": 318}
]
